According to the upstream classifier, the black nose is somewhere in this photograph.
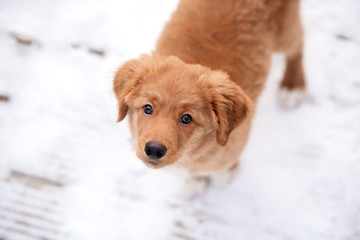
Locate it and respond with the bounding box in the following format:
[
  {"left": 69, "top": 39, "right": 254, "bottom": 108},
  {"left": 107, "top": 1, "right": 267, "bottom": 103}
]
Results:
[{"left": 145, "top": 141, "right": 167, "bottom": 159}]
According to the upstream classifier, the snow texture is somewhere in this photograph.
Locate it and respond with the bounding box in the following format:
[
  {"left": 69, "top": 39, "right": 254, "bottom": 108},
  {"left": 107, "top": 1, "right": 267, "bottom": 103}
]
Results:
[{"left": 0, "top": 0, "right": 359, "bottom": 239}]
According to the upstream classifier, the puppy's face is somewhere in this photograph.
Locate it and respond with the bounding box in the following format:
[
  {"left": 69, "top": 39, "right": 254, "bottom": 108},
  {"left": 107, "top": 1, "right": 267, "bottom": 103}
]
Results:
[{"left": 114, "top": 54, "right": 251, "bottom": 169}]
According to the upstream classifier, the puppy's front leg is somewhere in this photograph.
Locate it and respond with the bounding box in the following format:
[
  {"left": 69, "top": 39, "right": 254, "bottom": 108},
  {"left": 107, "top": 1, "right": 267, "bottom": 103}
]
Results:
[
  {"left": 181, "top": 175, "right": 209, "bottom": 199},
  {"left": 211, "top": 162, "right": 239, "bottom": 188}
]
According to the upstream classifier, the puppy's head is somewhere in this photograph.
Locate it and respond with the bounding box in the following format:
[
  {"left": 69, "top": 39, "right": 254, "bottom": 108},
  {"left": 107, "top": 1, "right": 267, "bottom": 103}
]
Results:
[{"left": 114, "top": 54, "right": 252, "bottom": 169}]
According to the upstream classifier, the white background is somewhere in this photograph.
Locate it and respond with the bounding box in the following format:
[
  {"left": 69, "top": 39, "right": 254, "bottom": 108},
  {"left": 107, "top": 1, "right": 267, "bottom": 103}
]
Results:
[{"left": 0, "top": 0, "right": 360, "bottom": 239}]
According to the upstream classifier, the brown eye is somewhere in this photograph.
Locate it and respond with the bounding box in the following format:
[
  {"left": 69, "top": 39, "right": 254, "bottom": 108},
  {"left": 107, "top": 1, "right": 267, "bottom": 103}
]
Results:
[
  {"left": 143, "top": 105, "right": 153, "bottom": 115},
  {"left": 180, "top": 114, "right": 192, "bottom": 124}
]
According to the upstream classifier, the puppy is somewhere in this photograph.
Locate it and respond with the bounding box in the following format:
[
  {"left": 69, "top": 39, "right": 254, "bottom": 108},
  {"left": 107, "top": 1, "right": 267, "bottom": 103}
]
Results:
[{"left": 114, "top": 0, "right": 306, "bottom": 197}]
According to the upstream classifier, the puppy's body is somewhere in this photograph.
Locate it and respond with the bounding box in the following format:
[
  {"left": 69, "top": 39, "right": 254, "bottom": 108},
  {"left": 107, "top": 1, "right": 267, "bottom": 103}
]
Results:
[
  {"left": 114, "top": 0, "right": 305, "bottom": 196},
  {"left": 157, "top": 0, "right": 305, "bottom": 101}
]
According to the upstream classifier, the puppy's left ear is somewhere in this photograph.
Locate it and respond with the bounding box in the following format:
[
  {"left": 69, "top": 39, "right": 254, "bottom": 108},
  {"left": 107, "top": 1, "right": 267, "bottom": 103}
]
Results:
[
  {"left": 205, "top": 71, "right": 253, "bottom": 146},
  {"left": 113, "top": 59, "right": 144, "bottom": 122}
]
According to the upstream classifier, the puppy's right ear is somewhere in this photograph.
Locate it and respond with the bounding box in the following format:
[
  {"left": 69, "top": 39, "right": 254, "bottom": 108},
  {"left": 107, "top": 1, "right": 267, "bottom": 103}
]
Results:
[
  {"left": 205, "top": 70, "right": 253, "bottom": 146},
  {"left": 113, "top": 59, "right": 144, "bottom": 122}
]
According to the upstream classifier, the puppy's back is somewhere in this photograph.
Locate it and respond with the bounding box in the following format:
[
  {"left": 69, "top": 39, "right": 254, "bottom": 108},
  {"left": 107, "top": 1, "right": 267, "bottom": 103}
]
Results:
[{"left": 156, "top": 0, "right": 300, "bottom": 100}]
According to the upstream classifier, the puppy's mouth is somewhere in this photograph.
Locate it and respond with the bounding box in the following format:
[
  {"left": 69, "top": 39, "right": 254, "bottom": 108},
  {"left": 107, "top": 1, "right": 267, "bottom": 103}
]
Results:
[{"left": 143, "top": 158, "right": 166, "bottom": 169}]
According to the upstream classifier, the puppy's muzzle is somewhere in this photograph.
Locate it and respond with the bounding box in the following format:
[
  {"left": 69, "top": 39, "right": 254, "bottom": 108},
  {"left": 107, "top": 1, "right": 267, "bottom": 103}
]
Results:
[{"left": 145, "top": 141, "right": 167, "bottom": 161}]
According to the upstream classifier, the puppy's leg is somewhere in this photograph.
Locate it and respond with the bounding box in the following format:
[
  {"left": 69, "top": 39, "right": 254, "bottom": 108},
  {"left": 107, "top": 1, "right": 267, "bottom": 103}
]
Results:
[
  {"left": 276, "top": 1, "right": 306, "bottom": 109},
  {"left": 211, "top": 162, "right": 239, "bottom": 188},
  {"left": 278, "top": 43, "right": 306, "bottom": 109},
  {"left": 181, "top": 175, "right": 209, "bottom": 199}
]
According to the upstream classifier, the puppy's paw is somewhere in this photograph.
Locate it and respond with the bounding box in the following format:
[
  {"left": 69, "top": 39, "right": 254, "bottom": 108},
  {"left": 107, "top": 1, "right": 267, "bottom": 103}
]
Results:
[
  {"left": 277, "top": 88, "right": 305, "bottom": 109},
  {"left": 211, "top": 164, "right": 238, "bottom": 188},
  {"left": 181, "top": 176, "right": 209, "bottom": 199}
]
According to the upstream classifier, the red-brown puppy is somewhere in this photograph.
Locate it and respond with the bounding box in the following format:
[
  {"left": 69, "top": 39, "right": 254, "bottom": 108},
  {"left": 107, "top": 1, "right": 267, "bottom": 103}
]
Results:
[{"left": 114, "top": 0, "right": 306, "bottom": 197}]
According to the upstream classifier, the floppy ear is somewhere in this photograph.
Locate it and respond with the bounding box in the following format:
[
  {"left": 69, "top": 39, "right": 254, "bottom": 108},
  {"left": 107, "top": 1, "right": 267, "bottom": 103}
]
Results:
[
  {"left": 206, "top": 71, "right": 253, "bottom": 146},
  {"left": 113, "top": 59, "right": 145, "bottom": 122}
]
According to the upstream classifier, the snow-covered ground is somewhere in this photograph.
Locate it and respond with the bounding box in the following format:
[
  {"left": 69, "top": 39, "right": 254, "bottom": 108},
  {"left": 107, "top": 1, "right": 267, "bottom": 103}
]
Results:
[{"left": 0, "top": 0, "right": 359, "bottom": 239}]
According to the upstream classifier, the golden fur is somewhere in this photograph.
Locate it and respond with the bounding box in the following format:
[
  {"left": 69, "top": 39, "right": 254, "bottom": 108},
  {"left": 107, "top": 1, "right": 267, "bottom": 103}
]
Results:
[{"left": 113, "top": 0, "right": 305, "bottom": 191}]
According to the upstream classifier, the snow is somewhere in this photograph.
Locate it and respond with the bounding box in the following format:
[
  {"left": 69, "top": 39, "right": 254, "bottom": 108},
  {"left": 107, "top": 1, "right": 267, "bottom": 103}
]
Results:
[{"left": 0, "top": 0, "right": 359, "bottom": 239}]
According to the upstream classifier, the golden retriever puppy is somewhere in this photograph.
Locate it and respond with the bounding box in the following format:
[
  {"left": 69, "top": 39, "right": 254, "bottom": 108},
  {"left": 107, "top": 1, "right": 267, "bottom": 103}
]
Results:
[{"left": 114, "top": 0, "right": 306, "bottom": 197}]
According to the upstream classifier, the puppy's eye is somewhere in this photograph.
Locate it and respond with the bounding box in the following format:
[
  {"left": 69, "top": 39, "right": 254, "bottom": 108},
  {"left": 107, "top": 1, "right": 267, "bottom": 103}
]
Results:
[
  {"left": 143, "top": 105, "right": 153, "bottom": 115},
  {"left": 180, "top": 114, "right": 192, "bottom": 124}
]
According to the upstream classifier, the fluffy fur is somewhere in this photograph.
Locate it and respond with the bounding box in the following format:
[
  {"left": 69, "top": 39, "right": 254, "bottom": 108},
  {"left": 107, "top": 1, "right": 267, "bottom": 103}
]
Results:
[{"left": 114, "top": 0, "right": 306, "bottom": 197}]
